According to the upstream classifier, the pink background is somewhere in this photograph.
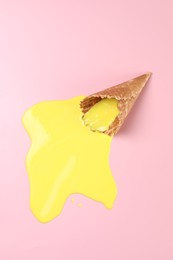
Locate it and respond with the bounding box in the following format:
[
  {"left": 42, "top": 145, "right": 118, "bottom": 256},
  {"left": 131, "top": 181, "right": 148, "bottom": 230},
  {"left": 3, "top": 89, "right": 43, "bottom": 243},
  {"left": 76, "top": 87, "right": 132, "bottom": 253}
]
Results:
[{"left": 0, "top": 1, "right": 173, "bottom": 259}]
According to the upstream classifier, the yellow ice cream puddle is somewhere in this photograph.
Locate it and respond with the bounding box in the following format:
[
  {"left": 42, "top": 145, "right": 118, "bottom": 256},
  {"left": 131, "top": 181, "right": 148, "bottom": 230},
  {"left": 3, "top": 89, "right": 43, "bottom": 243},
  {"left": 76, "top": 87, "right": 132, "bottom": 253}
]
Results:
[{"left": 22, "top": 96, "right": 119, "bottom": 223}]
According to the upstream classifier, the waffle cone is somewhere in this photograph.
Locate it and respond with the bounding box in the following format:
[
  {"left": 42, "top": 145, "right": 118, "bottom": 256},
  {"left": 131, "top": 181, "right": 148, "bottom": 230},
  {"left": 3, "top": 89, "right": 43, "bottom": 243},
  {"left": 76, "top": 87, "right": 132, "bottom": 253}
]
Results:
[{"left": 80, "top": 73, "right": 152, "bottom": 136}]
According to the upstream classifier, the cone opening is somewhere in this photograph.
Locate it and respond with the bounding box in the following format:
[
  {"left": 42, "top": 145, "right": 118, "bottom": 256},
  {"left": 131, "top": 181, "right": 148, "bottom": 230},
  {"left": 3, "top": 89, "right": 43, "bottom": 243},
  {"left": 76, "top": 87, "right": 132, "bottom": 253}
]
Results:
[{"left": 81, "top": 97, "right": 120, "bottom": 135}]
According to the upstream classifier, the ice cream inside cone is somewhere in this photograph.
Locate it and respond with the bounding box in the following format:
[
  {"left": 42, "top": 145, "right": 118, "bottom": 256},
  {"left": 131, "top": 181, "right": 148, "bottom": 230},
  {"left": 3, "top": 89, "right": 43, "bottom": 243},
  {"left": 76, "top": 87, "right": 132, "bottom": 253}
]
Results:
[
  {"left": 83, "top": 98, "right": 120, "bottom": 132},
  {"left": 22, "top": 73, "right": 151, "bottom": 223}
]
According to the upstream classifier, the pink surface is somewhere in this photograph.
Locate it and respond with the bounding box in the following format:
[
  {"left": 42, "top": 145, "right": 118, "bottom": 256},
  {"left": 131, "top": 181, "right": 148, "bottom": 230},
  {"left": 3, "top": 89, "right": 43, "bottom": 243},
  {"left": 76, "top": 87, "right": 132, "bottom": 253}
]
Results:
[{"left": 0, "top": 1, "right": 173, "bottom": 259}]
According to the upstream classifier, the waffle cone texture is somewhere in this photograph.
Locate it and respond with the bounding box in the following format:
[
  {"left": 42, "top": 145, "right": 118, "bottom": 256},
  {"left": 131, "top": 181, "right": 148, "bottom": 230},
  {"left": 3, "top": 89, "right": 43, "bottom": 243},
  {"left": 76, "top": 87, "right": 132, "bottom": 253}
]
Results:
[{"left": 80, "top": 73, "right": 152, "bottom": 136}]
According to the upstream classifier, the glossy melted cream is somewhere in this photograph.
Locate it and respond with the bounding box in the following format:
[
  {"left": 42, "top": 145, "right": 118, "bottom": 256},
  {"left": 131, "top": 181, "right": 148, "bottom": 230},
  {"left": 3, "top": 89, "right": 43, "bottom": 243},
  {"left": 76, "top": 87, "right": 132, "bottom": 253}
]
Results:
[{"left": 22, "top": 96, "right": 119, "bottom": 223}]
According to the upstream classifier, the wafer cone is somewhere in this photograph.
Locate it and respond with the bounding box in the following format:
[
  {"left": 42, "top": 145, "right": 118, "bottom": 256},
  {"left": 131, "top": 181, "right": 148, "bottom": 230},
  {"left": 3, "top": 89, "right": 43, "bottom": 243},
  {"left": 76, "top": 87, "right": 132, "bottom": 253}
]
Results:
[{"left": 80, "top": 73, "right": 152, "bottom": 136}]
